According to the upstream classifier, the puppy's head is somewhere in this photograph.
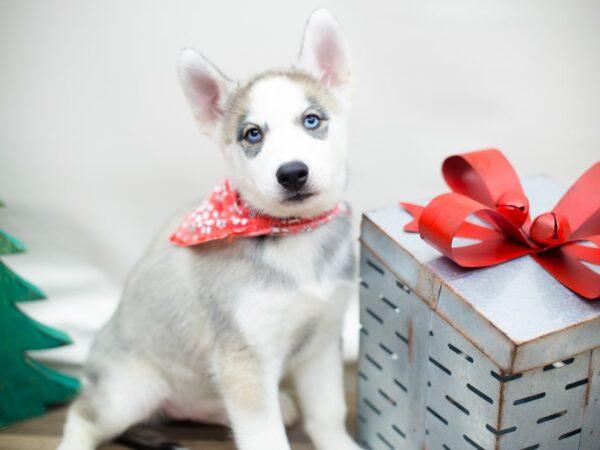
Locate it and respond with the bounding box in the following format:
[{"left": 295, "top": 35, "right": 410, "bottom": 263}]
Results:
[{"left": 178, "top": 9, "right": 353, "bottom": 218}]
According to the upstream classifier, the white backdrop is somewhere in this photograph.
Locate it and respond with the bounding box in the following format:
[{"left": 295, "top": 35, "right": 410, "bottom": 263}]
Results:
[{"left": 1, "top": 0, "right": 599, "bottom": 371}]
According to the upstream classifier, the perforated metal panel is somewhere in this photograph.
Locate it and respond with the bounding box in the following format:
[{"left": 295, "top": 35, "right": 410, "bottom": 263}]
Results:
[
  {"left": 357, "top": 245, "right": 600, "bottom": 450},
  {"left": 358, "top": 246, "right": 429, "bottom": 450},
  {"left": 581, "top": 348, "right": 600, "bottom": 448}
]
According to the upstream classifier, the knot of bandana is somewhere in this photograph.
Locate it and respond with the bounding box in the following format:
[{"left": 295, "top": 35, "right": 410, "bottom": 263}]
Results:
[{"left": 170, "top": 180, "right": 347, "bottom": 246}]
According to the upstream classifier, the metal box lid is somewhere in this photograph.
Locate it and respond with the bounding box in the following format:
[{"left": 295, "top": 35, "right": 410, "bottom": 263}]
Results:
[{"left": 361, "top": 176, "right": 600, "bottom": 373}]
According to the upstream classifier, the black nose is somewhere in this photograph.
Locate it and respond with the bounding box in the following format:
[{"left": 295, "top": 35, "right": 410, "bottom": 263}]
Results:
[{"left": 276, "top": 161, "right": 309, "bottom": 192}]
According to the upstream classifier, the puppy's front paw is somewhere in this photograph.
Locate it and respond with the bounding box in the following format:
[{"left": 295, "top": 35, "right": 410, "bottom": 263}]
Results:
[
  {"left": 56, "top": 440, "right": 93, "bottom": 450},
  {"left": 314, "top": 433, "right": 363, "bottom": 450},
  {"left": 279, "top": 391, "right": 299, "bottom": 427},
  {"left": 341, "top": 442, "right": 364, "bottom": 450},
  {"left": 333, "top": 439, "right": 363, "bottom": 450}
]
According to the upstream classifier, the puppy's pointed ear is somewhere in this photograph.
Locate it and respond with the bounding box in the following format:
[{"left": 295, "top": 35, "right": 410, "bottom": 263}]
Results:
[
  {"left": 299, "top": 9, "right": 353, "bottom": 98},
  {"left": 178, "top": 48, "right": 234, "bottom": 136}
]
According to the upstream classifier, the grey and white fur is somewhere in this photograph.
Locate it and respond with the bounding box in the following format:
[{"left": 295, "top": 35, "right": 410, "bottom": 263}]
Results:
[{"left": 58, "top": 9, "right": 362, "bottom": 450}]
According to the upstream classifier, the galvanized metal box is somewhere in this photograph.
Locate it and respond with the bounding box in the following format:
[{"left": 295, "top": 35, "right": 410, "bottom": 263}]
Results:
[{"left": 357, "top": 176, "right": 600, "bottom": 450}]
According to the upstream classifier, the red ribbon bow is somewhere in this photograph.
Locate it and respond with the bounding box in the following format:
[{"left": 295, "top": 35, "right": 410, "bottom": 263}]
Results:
[{"left": 401, "top": 149, "right": 600, "bottom": 299}]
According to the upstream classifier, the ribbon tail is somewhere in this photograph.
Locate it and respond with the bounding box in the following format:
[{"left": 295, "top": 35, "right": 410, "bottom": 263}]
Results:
[
  {"left": 400, "top": 202, "right": 424, "bottom": 232},
  {"left": 532, "top": 248, "right": 600, "bottom": 300},
  {"left": 562, "top": 240, "right": 600, "bottom": 265}
]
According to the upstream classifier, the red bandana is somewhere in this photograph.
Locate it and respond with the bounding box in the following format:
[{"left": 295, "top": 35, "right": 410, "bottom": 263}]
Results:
[{"left": 170, "top": 181, "right": 347, "bottom": 246}]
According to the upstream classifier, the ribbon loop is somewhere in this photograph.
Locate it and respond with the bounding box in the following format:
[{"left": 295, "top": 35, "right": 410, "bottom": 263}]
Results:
[
  {"left": 552, "top": 162, "right": 600, "bottom": 238},
  {"left": 442, "top": 149, "right": 527, "bottom": 208}
]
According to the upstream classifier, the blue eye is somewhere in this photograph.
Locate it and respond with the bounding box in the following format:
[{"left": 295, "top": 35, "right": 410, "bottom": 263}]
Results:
[
  {"left": 244, "top": 127, "right": 263, "bottom": 144},
  {"left": 303, "top": 114, "right": 320, "bottom": 130}
]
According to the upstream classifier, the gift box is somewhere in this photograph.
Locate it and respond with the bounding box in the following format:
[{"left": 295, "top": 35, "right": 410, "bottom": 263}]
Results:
[{"left": 356, "top": 160, "right": 600, "bottom": 450}]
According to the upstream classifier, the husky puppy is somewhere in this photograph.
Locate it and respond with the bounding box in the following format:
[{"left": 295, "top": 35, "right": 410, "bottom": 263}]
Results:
[{"left": 58, "top": 9, "right": 361, "bottom": 450}]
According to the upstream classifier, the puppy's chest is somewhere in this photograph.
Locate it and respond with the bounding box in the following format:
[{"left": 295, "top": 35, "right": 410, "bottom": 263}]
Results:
[
  {"left": 235, "top": 227, "right": 353, "bottom": 354},
  {"left": 256, "top": 230, "right": 349, "bottom": 308},
  {"left": 235, "top": 277, "right": 346, "bottom": 360},
  {"left": 258, "top": 221, "right": 351, "bottom": 284}
]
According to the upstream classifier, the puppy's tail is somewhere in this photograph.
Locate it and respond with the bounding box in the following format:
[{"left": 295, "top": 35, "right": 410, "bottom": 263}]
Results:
[{"left": 114, "top": 428, "right": 188, "bottom": 450}]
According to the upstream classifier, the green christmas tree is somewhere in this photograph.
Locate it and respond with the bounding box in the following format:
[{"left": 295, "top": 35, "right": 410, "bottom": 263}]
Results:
[{"left": 0, "top": 199, "right": 79, "bottom": 427}]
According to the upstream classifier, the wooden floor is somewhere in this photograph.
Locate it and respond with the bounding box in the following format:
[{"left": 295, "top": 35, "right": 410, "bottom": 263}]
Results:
[{"left": 0, "top": 365, "right": 358, "bottom": 450}]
